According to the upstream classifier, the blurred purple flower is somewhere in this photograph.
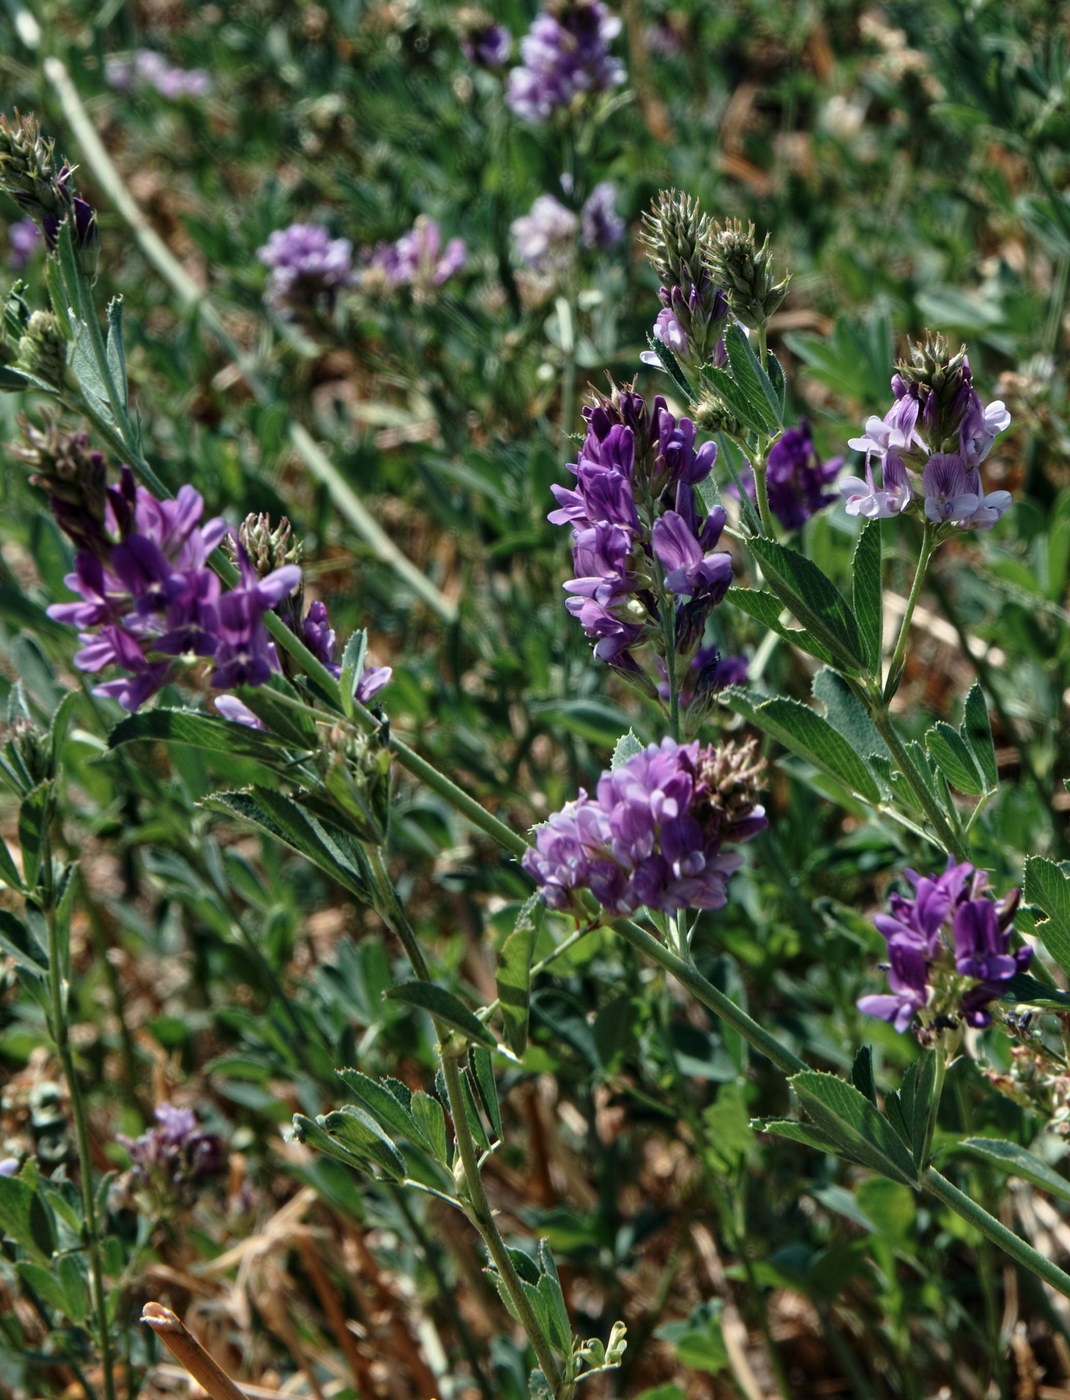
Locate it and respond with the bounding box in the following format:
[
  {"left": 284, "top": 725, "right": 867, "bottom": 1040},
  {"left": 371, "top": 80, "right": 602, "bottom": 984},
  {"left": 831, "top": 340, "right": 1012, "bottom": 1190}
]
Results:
[
  {"left": 581, "top": 181, "right": 625, "bottom": 250},
  {"left": 523, "top": 738, "right": 765, "bottom": 917},
  {"left": 365, "top": 216, "right": 466, "bottom": 292},
  {"left": 507, "top": 0, "right": 625, "bottom": 123},
  {"left": 512, "top": 194, "right": 577, "bottom": 270},
  {"left": 8, "top": 217, "right": 41, "bottom": 269},
  {"left": 116, "top": 1102, "right": 224, "bottom": 1205},
  {"left": 258, "top": 223, "right": 354, "bottom": 313},
  {"left": 106, "top": 50, "right": 212, "bottom": 99},
  {"left": 462, "top": 21, "right": 512, "bottom": 68}
]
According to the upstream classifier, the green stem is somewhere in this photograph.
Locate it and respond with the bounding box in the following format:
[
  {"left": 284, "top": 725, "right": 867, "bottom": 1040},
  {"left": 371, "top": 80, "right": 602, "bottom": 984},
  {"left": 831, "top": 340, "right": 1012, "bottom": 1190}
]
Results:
[
  {"left": 751, "top": 448, "right": 776, "bottom": 538},
  {"left": 922, "top": 1166, "right": 1070, "bottom": 1302},
  {"left": 439, "top": 1052, "right": 563, "bottom": 1395},
  {"left": 869, "top": 707, "right": 968, "bottom": 861},
  {"left": 612, "top": 914, "right": 806, "bottom": 1076},
  {"left": 884, "top": 526, "right": 936, "bottom": 701},
  {"left": 44, "top": 898, "right": 116, "bottom": 1400}
]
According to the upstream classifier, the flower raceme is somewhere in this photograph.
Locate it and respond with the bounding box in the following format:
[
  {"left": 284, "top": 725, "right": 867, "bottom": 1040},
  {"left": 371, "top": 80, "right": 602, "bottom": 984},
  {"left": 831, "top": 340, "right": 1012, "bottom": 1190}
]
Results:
[
  {"left": 550, "top": 387, "right": 735, "bottom": 698},
  {"left": 506, "top": 0, "right": 625, "bottom": 124},
  {"left": 523, "top": 738, "right": 766, "bottom": 919},
  {"left": 858, "top": 862, "right": 1029, "bottom": 1035},
  {"left": 841, "top": 338, "right": 1012, "bottom": 529}
]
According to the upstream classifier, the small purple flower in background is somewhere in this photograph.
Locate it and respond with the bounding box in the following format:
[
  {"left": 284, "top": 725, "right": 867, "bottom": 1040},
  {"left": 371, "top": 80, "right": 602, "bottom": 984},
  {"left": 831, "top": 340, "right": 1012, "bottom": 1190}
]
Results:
[
  {"left": 512, "top": 194, "right": 577, "bottom": 271},
  {"left": 363, "top": 217, "right": 466, "bottom": 294},
  {"left": 738, "top": 420, "right": 842, "bottom": 530},
  {"left": 461, "top": 19, "right": 512, "bottom": 69},
  {"left": 258, "top": 223, "right": 354, "bottom": 315},
  {"left": 843, "top": 337, "right": 1013, "bottom": 530},
  {"left": 0, "top": 1156, "right": 19, "bottom": 1177},
  {"left": 8, "top": 217, "right": 41, "bottom": 269},
  {"left": 506, "top": 0, "right": 625, "bottom": 124},
  {"left": 581, "top": 181, "right": 625, "bottom": 250},
  {"left": 524, "top": 737, "right": 765, "bottom": 918},
  {"left": 106, "top": 50, "right": 213, "bottom": 100},
  {"left": 299, "top": 599, "right": 392, "bottom": 704},
  {"left": 858, "top": 862, "right": 1029, "bottom": 1036},
  {"left": 114, "top": 1102, "right": 225, "bottom": 1210}
]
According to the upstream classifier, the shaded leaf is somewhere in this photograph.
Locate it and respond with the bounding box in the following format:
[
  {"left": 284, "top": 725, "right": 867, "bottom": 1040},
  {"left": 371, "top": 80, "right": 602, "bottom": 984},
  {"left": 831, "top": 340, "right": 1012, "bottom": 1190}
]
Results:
[
  {"left": 961, "top": 684, "right": 998, "bottom": 789},
  {"left": 925, "top": 722, "right": 986, "bottom": 796},
  {"left": 387, "top": 980, "right": 496, "bottom": 1047},
  {"left": 749, "top": 538, "right": 865, "bottom": 674},
  {"left": 1023, "top": 856, "right": 1070, "bottom": 980},
  {"left": 723, "top": 690, "right": 881, "bottom": 802},
  {"left": 0, "top": 1173, "right": 55, "bottom": 1262},
  {"left": 957, "top": 1138, "right": 1070, "bottom": 1206},
  {"left": 851, "top": 520, "right": 882, "bottom": 677}
]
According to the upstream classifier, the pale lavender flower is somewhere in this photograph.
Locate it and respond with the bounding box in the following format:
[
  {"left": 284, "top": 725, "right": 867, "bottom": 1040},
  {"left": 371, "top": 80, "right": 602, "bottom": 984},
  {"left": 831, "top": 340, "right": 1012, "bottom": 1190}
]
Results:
[
  {"left": 462, "top": 21, "right": 512, "bottom": 68},
  {"left": 839, "top": 455, "right": 912, "bottom": 519},
  {"left": 213, "top": 695, "right": 266, "bottom": 729},
  {"left": 0, "top": 1157, "right": 20, "bottom": 1176},
  {"left": 107, "top": 50, "right": 213, "bottom": 99},
  {"left": 922, "top": 453, "right": 980, "bottom": 525},
  {"left": 512, "top": 194, "right": 578, "bottom": 270},
  {"left": 524, "top": 738, "right": 765, "bottom": 917},
  {"left": 506, "top": 0, "right": 625, "bottom": 124}
]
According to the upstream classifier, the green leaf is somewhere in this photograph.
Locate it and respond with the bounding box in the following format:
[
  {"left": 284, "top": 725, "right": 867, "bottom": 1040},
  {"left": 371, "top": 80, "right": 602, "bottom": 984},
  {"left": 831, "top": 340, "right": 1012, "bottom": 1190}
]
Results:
[
  {"left": 0, "top": 910, "right": 47, "bottom": 976},
  {"left": 336, "top": 1070, "right": 421, "bottom": 1147},
  {"left": 705, "top": 365, "right": 778, "bottom": 436},
  {"left": 851, "top": 1045, "right": 877, "bottom": 1107},
  {"left": 386, "top": 980, "right": 496, "bottom": 1048},
  {"left": 234, "top": 680, "right": 319, "bottom": 748},
  {"left": 338, "top": 629, "right": 368, "bottom": 716},
  {"left": 789, "top": 1071, "right": 919, "bottom": 1186},
  {"left": 723, "top": 691, "right": 881, "bottom": 802},
  {"left": 726, "top": 587, "right": 840, "bottom": 668},
  {"left": 758, "top": 1118, "right": 847, "bottom": 1158},
  {"left": 497, "top": 897, "right": 538, "bottom": 1056},
  {"left": 611, "top": 730, "right": 645, "bottom": 769},
  {"left": 1023, "top": 856, "right": 1070, "bottom": 979},
  {"left": 957, "top": 1138, "right": 1070, "bottom": 1206},
  {"left": 536, "top": 1271, "right": 573, "bottom": 1353},
  {"left": 320, "top": 1106, "right": 407, "bottom": 1178},
  {"left": 105, "top": 296, "right": 128, "bottom": 419},
  {"left": 925, "top": 722, "right": 986, "bottom": 796},
  {"left": 1002, "top": 972, "right": 1070, "bottom": 1011},
  {"left": 458, "top": 1069, "right": 491, "bottom": 1153},
  {"left": 749, "top": 538, "right": 866, "bottom": 674},
  {"left": 204, "top": 789, "right": 372, "bottom": 902},
  {"left": 469, "top": 1044, "right": 502, "bottom": 1141},
  {"left": 17, "top": 781, "right": 53, "bottom": 894},
  {"left": 812, "top": 669, "right": 887, "bottom": 761},
  {"left": 0, "top": 1173, "right": 56, "bottom": 1262},
  {"left": 410, "top": 1091, "right": 449, "bottom": 1165},
  {"left": 722, "top": 322, "right": 782, "bottom": 434},
  {"left": 851, "top": 520, "right": 882, "bottom": 677},
  {"left": 109, "top": 708, "right": 304, "bottom": 763},
  {"left": 961, "top": 684, "right": 998, "bottom": 789}
]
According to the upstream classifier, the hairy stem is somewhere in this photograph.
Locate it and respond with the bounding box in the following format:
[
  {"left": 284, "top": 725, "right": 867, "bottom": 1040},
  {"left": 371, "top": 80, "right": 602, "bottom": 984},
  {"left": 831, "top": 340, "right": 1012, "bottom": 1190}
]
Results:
[
  {"left": 869, "top": 707, "right": 968, "bottom": 862},
  {"left": 884, "top": 526, "right": 936, "bottom": 701}
]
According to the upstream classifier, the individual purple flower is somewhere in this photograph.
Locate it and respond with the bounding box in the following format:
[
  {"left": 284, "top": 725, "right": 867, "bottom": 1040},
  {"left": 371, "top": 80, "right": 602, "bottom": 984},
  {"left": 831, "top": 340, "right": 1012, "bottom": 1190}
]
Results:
[
  {"left": 0, "top": 1157, "right": 18, "bottom": 1177},
  {"left": 209, "top": 548, "right": 302, "bottom": 690},
  {"left": 858, "top": 861, "right": 1029, "bottom": 1035},
  {"left": 299, "top": 599, "right": 392, "bottom": 703},
  {"left": 506, "top": 0, "right": 625, "bottom": 124},
  {"left": 257, "top": 223, "right": 354, "bottom": 313},
  {"left": 8, "top": 217, "right": 40, "bottom": 269},
  {"left": 213, "top": 694, "right": 266, "bottom": 729},
  {"left": 839, "top": 454, "right": 912, "bottom": 519},
  {"left": 651, "top": 508, "right": 732, "bottom": 600},
  {"left": 922, "top": 453, "right": 981, "bottom": 525},
  {"left": 524, "top": 737, "right": 765, "bottom": 917}
]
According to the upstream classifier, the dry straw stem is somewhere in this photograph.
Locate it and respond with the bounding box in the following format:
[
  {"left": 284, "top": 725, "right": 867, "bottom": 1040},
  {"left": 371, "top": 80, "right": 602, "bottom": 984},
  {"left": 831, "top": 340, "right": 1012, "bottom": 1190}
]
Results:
[{"left": 140, "top": 1302, "right": 249, "bottom": 1400}]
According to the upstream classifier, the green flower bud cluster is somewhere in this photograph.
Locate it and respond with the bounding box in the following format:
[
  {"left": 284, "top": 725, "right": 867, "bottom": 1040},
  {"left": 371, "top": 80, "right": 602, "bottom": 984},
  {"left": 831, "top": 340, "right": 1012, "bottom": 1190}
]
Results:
[
  {"left": 17, "top": 310, "right": 68, "bottom": 388},
  {"left": 705, "top": 218, "right": 789, "bottom": 329}
]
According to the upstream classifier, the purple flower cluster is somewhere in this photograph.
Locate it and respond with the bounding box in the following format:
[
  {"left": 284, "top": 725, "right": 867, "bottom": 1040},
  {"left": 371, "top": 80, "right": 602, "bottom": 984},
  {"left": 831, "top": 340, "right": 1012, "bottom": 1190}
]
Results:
[
  {"left": 842, "top": 347, "right": 1012, "bottom": 528},
  {"left": 116, "top": 1103, "right": 224, "bottom": 1205},
  {"left": 257, "top": 223, "right": 354, "bottom": 313},
  {"left": 45, "top": 471, "right": 300, "bottom": 711},
  {"left": 512, "top": 183, "right": 624, "bottom": 271},
  {"left": 740, "top": 420, "right": 842, "bottom": 530},
  {"left": 524, "top": 738, "right": 766, "bottom": 917},
  {"left": 858, "top": 862, "right": 1029, "bottom": 1034},
  {"left": 106, "top": 50, "right": 213, "bottom": 99},
  {"left": 549, "top": 388, "right": 732, "bottom": 682},
  {"left": 507, "top": 0, "right": 626, "bottom": 123},
  {"left": 364, "top": 216, "right": 466, "bottom": 292},
  {"left": 641, "top": 278, "right": 729, "bottom": 379}
]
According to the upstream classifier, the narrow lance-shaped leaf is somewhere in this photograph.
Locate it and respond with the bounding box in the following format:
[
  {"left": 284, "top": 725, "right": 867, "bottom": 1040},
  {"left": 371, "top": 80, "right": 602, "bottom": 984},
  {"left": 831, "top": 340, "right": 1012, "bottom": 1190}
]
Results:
[
  {"left": 961, "top": 684, "right": 998, "bottom": 790},
  {"left": 387, "top": 980, "right": 497, "bottom": 1048},
  {"left": 749, "top": 537, "right": 867, "bottom": 674},
  {"left": 723, "top": 690, "right": 881, "bottom": 803},
  {"left": 851, "top": 519, "right": 882, "bottom": 679}
]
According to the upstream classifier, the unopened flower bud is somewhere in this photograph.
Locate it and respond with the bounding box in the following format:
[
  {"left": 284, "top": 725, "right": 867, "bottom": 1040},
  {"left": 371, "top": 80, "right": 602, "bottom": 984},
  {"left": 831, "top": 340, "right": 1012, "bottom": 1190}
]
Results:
[
  {"left": 894, "top": 333, "right": 973, "bottom": 450},
  {"left": 705, "top": 219, "right": 789, "bottom": 329},
  {"left": 11, "top": 416, "right": 110, "bottom": 552},
  {"left": 17, "top": 310, "right": 68, "bottom": 388},
  {"left": 319, "top": 722, "right": 392, "bottom": 845},
  {"left": 0, "top": 715, "right": 52, "bottom": 795}
]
